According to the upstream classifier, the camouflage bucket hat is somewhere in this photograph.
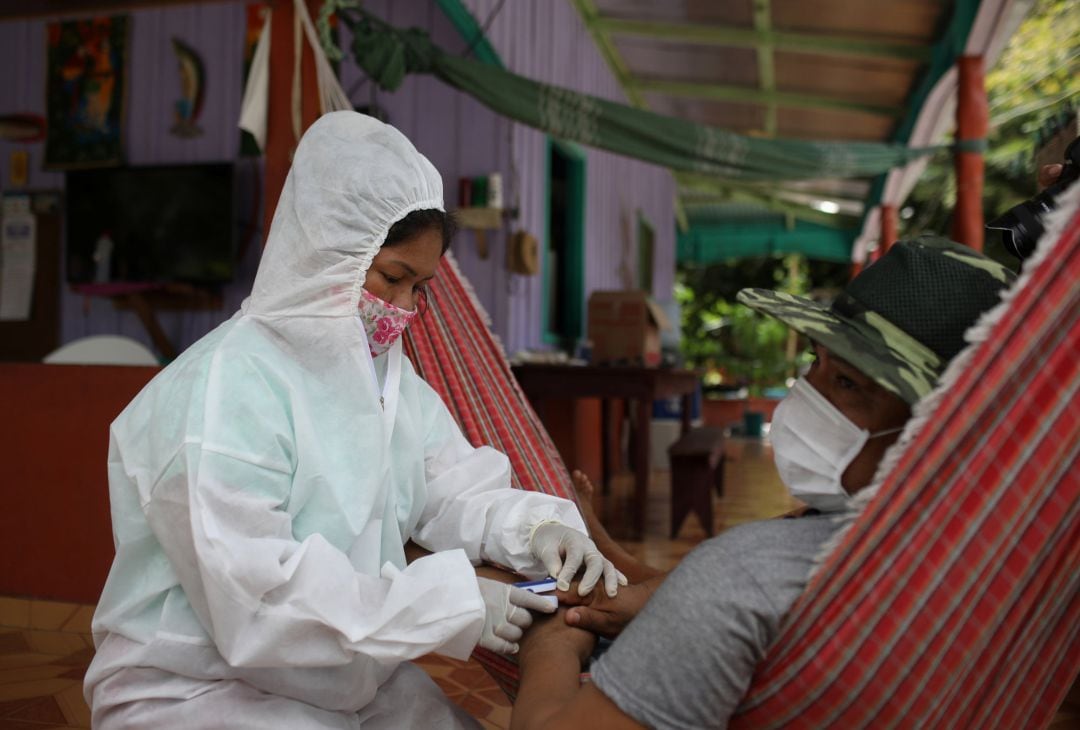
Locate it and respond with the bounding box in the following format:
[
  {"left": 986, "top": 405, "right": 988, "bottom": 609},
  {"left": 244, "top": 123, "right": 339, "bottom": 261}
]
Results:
[{"left": 737, "top": 235, "right": 1016, "bottom": 405}]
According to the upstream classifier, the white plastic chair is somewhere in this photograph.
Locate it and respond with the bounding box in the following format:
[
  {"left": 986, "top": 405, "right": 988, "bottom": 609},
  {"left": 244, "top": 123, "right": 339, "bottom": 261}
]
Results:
[{"left": 43, "top": 335, "right": 159, "bottom": 366}]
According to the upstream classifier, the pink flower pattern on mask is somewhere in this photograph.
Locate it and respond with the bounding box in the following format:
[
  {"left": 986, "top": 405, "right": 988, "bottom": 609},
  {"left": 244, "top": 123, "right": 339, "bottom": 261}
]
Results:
[{"left": 358, "top": 288, "right": 417, "bottom": 358}]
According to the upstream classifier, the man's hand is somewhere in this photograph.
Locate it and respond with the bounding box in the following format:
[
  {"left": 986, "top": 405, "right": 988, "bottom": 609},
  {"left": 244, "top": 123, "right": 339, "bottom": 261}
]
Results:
[
  {"left": 557, "top": 578, "right": 659, "bottom": 639},
  {"left": 1039, "top": 163, "right": 1063, "bottom": 190},
  {"left": 518, "top": 608, "right": 597, "bottom": 670}
]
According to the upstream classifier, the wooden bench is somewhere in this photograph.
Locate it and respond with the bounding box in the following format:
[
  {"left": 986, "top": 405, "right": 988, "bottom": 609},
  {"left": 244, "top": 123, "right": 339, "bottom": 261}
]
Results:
[{"left": 668, "top": 426, "right": 726, "bottom": 538}]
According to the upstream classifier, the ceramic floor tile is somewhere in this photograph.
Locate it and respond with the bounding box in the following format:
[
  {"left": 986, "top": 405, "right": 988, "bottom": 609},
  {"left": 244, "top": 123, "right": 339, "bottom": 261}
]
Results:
[
  {"left": 2, "top": 695, "right": 67, "bottom": 724},
  {"left": 0, "top": 653, "right": 61, "bottom": 670},
  {"left": 29, "top": 602, "right": 82, "bottom": 632},
  {"left": 484, "top": 703, "right": 511, "bottom": 724},
  {"left": 0, "top": 678, "right": 78, "bottom": 702},
  {"left": 55, "top": 647, "right": 95, "bottom": 667},
  {"left": 0, "top": 598, "right": 30, "bottom": 630},
  {"left": 448, "top": 666, "right": 488, "bottom": 686},
  {"left": 0, "top": 631, "right": 31, "bottom": 653},
  {"left": 54, "top": 681, "right": 91, "bottom": 727},
  {"left": 0, "top": 664, "right": 72, "bottom": 684},
  {"left": 431, "top": 675, "right": 461, "bottom": 697},
  {"left": 454, "top": 691, "right": 498, "bottom": 720},
  {"left": 23, "top": 631, "right": 88, "bottom": 657},
  {"left": 60, "top": 606, "right": 95, "bottom": 635},
  {"left": 0, "top": 697, "right": 36, "bottom": 717}
]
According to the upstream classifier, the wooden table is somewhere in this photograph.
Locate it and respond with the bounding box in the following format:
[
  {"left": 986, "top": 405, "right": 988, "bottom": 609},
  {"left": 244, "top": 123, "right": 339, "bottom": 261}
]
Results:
[{"left": 512, "top": 363, "right": 699, "bottom": 537}]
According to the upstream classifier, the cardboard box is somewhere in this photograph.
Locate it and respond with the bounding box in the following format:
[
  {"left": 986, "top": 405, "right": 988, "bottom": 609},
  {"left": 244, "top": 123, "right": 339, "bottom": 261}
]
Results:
[{"left": 587, "top": 290, "right": 672, "bottom": 366}]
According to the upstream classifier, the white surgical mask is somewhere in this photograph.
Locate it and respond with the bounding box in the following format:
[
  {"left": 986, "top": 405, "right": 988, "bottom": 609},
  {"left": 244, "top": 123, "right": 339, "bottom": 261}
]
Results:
[{"left": 770, "top": 377, "right": 902, "bottom": 512}]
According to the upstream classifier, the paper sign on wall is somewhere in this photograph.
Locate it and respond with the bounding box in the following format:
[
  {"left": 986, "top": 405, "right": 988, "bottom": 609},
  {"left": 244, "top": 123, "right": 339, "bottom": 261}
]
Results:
[{"left": 0, "top": 196, "right": 37, "bottom": 321}]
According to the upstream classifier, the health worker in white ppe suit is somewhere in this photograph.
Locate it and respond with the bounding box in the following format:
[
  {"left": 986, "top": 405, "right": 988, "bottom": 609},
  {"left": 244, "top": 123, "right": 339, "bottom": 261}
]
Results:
[{"left": 84, "top": 110, "right": 621, "bottom": 729}]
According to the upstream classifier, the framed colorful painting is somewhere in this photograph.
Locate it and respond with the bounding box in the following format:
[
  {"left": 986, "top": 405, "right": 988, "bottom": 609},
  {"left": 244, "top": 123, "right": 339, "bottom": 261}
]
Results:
[{"left": 45, "top": 16, "right": 128, "bottom": 169}]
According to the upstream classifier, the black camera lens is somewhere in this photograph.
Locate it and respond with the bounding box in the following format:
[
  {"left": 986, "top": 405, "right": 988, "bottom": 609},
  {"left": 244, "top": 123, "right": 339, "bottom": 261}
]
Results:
[{"left": 986, "top": 136, "right": 1080, "bottom": 260}]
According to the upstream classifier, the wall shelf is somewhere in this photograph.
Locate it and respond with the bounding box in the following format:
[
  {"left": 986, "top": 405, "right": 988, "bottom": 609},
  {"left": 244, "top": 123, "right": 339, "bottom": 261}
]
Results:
[
  {"left": 454, "top": 206, "right": 503, "bottom": 229},
  {"left": 453, "top": 207, "right": 504, "bottom": 259}
]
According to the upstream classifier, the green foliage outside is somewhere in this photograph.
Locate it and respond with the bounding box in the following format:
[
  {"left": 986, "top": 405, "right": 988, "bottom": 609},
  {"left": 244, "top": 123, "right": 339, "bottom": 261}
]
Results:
[
  {"left": 675, "top": 255, "right": 831, "bottom": 393},
  {"left": 903, "top": 0, "right": 1079, "bottom": 260}
]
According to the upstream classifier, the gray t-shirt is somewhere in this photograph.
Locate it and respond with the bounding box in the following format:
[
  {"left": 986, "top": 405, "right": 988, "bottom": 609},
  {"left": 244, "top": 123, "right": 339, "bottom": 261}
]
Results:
[{"left": 591, "top": 514, "right": 844, "bottom": 729}]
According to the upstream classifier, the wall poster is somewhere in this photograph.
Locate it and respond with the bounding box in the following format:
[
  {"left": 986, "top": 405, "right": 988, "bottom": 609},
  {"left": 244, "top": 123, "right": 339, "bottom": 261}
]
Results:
[{"left": 45, "top": 15, "right": 128, "bottom": 169}]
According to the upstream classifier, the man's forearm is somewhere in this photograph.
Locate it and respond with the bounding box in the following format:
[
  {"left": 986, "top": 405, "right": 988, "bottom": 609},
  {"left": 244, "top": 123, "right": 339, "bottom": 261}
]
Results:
[{"left": 512, "top": 641, "right": 584, "bottom": 730}]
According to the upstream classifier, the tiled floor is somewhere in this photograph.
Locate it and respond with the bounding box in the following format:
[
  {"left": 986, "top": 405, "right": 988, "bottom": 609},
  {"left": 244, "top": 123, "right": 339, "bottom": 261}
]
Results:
[
  {"left": 0, "top": 598, "right": 94, "bottom": 729},
  {"left": 0, "top": 436, "right": 795, "bottom": 729}
]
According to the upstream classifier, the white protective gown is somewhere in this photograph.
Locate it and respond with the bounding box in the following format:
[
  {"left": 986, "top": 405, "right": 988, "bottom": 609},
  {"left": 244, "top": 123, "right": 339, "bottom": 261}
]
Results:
[{"left": 84, "top": 111, "right": 586, "bottom": 729}]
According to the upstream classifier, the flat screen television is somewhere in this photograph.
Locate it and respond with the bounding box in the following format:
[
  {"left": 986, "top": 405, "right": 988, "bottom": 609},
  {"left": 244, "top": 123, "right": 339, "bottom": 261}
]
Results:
[{"left": 66, "top": 163, "right": 236, "bottom": 285}]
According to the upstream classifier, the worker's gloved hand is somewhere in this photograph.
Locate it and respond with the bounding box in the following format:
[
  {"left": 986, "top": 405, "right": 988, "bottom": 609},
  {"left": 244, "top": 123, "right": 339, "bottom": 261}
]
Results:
[
  {"left": 475, "top": 577, "right": 556, "bottom": 655},
  {"left": 529, "top": 521, "right": 626, "bottom": 598}
]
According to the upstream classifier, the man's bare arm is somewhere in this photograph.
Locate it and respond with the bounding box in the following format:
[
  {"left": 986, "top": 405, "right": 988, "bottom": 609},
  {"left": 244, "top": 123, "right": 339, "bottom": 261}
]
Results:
[{"left": 511, "top": 611, "right": 646, "bottom": 730}]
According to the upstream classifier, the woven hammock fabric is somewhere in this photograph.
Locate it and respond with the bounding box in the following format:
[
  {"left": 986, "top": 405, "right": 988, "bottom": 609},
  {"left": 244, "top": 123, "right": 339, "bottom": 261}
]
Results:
[
  {"left": 732, "top": 206, "right": 1080, "bottom": 728},
  {"left": 331, "top": 8, "right": 955, "bottom": 183},
  {"left": 403, "top": 253, "right": 574, "bottom": 500},
  {"left": 402, "top": 253, "right": 574, "bottom": 697}
]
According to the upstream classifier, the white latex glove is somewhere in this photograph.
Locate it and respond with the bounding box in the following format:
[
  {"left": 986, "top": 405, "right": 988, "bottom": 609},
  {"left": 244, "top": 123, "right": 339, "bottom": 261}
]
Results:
[
  {"left": 476, "top": 577, "right": 556, "bottom": 654},
  {"left": 530, "top": 521, "right": 626, "bottom": 597}
]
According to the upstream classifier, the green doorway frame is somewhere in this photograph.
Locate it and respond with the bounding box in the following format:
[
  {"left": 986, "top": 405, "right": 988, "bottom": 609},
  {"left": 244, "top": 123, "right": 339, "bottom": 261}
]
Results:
[{"left": 542, "top": 137, "right": 587, "bottom": 347}]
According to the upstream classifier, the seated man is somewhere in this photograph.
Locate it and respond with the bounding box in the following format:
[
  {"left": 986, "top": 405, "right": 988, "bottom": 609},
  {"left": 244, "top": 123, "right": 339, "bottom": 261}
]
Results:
[{"left": 510, "top": 235, "right": 1017, "bottom": 729}]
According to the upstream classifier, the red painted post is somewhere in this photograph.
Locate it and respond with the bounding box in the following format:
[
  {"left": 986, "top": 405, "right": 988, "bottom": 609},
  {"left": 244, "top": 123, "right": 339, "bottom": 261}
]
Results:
[
  {"left": 952, "top": 55, "right": 988, "bottom": 250},
  {"left": 264, "top": 0, "right": 324, "bottom": 244},
  {"left": 880, "top": 204, "right": 898, "bottom": 253}
]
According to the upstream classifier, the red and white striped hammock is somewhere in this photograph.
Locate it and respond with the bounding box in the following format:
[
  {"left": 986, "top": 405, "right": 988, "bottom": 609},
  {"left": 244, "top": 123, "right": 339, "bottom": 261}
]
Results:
[{"left": 403, "top": 256, "right": 577, "bottom": 697}]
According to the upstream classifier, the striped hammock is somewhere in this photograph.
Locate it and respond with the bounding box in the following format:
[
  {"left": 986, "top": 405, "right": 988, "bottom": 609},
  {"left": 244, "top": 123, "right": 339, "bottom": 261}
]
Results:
[
  {"left": 404, "top": 194, "right": 1079, "bottom": 720},
  {"left": 403, "top": 256, "right": 574, "bottom": 501},
  {"left": 402, "top": 254, "right": 575, "bottom": 696}
]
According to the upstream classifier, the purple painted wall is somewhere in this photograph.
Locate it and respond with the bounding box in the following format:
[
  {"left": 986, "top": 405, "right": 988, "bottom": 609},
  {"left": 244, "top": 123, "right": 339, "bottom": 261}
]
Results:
[
  {"left": 0, "top": 3, "right": 258, "bottom": 358},
  {"left": 0, "top": 0, "right": 673, "bottom": 359},
  {"left": 458, "top": 0, "right": 676, "bottom": 352},
  {"left": 344, "top": 0, "right": 676, "bottom": 353},
  {"left": 340, "top": 0, "right": 518, "bottom": 345}
]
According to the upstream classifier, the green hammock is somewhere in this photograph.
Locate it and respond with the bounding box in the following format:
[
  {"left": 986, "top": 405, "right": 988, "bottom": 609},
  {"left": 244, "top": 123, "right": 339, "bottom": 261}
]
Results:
[{"left": 329, "top": 7, "right": 957, "bottom": 183}]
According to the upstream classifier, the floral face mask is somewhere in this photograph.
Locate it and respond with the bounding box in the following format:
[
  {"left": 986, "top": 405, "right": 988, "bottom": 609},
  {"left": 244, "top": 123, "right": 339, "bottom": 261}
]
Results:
[{"left": 358, "top": 287, "right": 417, "bottom": 358}]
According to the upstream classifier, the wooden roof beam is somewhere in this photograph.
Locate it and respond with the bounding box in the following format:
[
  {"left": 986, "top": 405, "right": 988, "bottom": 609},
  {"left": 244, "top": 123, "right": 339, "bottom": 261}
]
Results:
[
  {"left": 596, "top": 17, "right": 932, "bottom": 63},
  {"left": 633, "top": 78, "right": 904, "bottom": 118},
  {"left": 752, "top": 0, "right": 776, "bottom": 136},
  {"left": 569, "top": 0, "right": 648, "bottom": 108}
]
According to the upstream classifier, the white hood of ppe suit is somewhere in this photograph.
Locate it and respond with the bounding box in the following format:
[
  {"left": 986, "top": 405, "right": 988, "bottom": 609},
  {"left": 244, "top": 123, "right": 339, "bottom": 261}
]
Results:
[
  {"left": 245, "top": 111, "right": 443, "bottom": 319},
  {"left": 85, "top": 112, "right": 586, "bottom": 722}
]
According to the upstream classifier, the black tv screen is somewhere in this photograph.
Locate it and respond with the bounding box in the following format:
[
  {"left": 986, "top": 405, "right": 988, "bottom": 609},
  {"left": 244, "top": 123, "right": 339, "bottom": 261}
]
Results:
[{"left": 66, "top": 163, "right": 236, "bottom": 285}]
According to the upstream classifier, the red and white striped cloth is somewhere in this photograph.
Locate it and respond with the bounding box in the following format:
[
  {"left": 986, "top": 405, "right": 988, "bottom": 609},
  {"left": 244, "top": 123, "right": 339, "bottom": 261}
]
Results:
[
  {"left": 403, "top": 255, "right": 575, "bottom": 501},
  {"left": 403, "top": 255, "right": 576, "bottom": 697},
  {"left": 732, "top": 199, "right": 1080, "bottom": 727}
]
